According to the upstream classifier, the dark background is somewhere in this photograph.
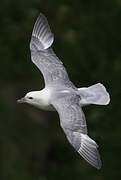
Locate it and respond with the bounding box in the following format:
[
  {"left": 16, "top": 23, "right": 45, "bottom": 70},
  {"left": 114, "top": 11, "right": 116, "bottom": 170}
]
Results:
[{"left": 0, "top": 0, "right": 121, "bottom": 179}]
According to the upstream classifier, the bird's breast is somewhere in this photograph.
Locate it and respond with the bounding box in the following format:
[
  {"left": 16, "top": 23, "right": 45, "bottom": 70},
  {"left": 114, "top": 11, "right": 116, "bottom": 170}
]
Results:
[{"left": 35, "top": 88, "right": 56, "bottom": 111}]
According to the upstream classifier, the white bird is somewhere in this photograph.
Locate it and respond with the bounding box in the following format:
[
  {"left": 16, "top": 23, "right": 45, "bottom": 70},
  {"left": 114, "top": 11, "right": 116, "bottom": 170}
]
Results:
[{"left": 17, "top": 13, "right": 110, "bottom": 169}]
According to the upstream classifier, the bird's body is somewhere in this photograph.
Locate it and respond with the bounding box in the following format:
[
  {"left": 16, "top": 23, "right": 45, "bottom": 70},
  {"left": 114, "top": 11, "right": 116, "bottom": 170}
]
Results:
[
  {"left": 18, "top": 13, "right": 110, "bottom": 169},
  {"left": 25, "top": 87, "right": 78, "bottom": 111}
]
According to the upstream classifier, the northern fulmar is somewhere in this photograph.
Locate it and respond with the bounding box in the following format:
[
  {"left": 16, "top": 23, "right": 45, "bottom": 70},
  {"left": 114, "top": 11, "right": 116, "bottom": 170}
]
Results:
[{"left": 17, "top": 13, "right": 110, "bottom": 169}]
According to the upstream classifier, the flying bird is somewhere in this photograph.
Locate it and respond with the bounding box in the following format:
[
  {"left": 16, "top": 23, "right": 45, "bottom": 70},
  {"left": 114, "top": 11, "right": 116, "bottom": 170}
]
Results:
[{"left": 17, "top": 13, "right": 110, "bottom": 169}]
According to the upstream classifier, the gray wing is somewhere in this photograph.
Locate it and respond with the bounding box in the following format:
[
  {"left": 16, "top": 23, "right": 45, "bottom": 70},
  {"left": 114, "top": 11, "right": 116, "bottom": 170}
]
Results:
[
  {"left": 30, "top": 13, "right": 76, "bottom": 89},
  {"left": 52, "top": 94, "right": 87, "bottom": 135},
  {"left": 51, "top": 94, "right": 102, "bottom": 169}
]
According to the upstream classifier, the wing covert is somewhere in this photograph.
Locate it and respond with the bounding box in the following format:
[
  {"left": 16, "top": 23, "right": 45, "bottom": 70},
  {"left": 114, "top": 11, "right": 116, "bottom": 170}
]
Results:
[{"left": 51, "top": 94, "right": 87, "bottom": 135}]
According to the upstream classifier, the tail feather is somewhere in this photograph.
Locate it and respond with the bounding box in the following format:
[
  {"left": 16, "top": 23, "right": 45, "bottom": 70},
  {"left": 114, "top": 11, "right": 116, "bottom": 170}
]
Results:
[
  {"left": 78, "top": 83, "right": 110, "bottom": 106},
  {"left": 30, "top": 13, "right": 54, "bottom": 51},
  {"left": 78, "top": 134, "right": 102, "bottom": 169}
]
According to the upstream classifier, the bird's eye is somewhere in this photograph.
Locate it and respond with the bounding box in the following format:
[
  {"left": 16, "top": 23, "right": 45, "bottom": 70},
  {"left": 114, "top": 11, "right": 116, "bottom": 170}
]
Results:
[{"left": 28, "top": 97, "right": 33, "bottom": 100}]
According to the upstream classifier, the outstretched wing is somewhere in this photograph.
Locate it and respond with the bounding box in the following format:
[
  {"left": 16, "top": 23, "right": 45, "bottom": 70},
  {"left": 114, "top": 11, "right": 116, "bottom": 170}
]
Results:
[
  {"left": 30, "top": 13, "right": 76, "bottom": 89},
  {"left": 51, "top": 94, "right": 101, "bottom": 169}
]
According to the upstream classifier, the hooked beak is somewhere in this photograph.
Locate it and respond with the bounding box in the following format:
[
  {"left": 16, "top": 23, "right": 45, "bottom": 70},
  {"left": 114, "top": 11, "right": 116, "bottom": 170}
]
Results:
[{"left": 17, "top": 97, "right": 26, "bottom": 104}]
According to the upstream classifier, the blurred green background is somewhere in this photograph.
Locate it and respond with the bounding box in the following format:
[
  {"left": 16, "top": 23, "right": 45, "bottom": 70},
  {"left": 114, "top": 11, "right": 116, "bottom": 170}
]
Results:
[{"left": 0, "top": 0, "right": 121, "bottom": 179}]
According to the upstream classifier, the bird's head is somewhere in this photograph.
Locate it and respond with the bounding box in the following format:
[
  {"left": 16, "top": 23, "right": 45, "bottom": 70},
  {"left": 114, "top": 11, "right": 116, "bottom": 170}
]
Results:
[
  {"left": 17, "top": 91, "right": 40, "bottom": 107},
  {"left": 17, "top": 88, "right": 53, "bottom": 111}
]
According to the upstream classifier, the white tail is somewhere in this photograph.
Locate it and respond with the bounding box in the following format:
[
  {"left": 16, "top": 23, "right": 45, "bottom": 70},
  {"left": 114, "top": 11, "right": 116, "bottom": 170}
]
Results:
[
  {"left": 78, "top": 83, "right": 110, "bottom": 106},
  {"left": 78, "top": 134, "right": 102, "bottom": 169}
]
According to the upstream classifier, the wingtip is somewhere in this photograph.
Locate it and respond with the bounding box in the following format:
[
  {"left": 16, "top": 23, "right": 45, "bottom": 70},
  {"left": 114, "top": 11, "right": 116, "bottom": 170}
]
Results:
[
  {"left": 78, "top": 134, "right": 102, "bottom": 169},
  {"left": 30, "top": 12, "right": 54, "bottom": 51}
]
